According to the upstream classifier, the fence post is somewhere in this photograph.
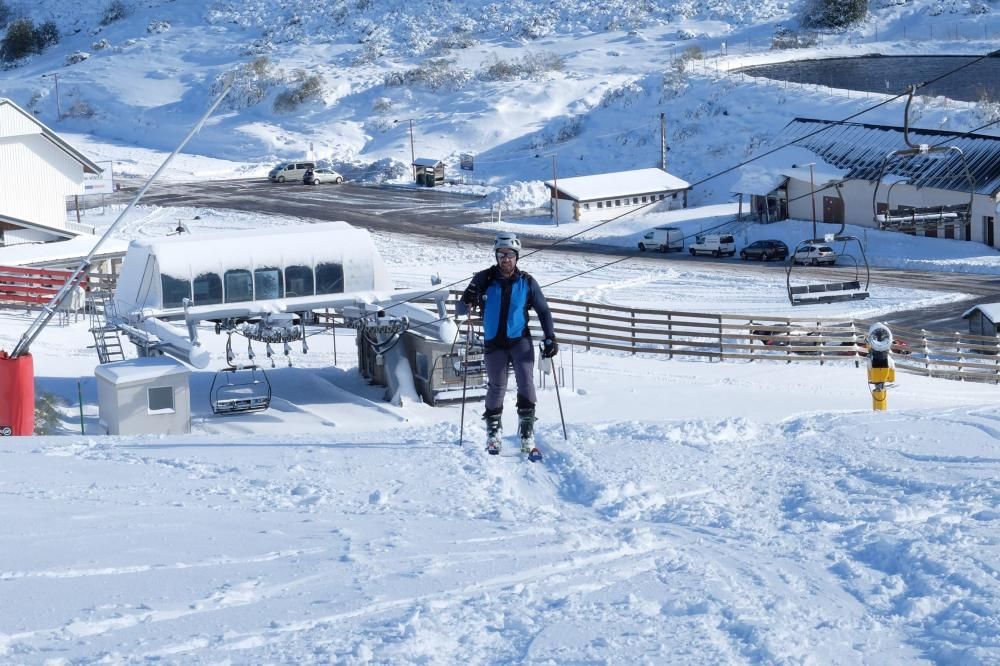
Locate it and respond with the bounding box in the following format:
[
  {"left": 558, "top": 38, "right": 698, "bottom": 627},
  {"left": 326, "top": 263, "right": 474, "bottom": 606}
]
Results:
[
  {"left": 922, "top": 329, "right": 930, "bottom": 377},
  {"left": 818, "top": 319, "right": 825, "bottom": 366},
  {"left": 718, "top": 315, "right": 723, "bottom": 362},
  {"left": 668, "top": 313, "right": 674, "bottom": 359},
  {"left": 631, "top": 309, "right": 637, "bottom": 355},
  {"left": 585, "top": 305, "right": 591, "bottom": 351},
  {"left": 956, "top": 332, "right": 962, "bottom": 380}
]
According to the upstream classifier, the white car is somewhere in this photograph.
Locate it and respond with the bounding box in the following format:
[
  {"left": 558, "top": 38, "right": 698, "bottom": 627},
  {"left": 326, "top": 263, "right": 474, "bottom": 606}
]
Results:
[
  {"left": 793, "top": 244, "right": 837, "bottom": 265},
  {"left": 303, "top": 168, "right": 344, "bottom": 185},
  {"left": 688, "top": 234, "right": 736, "bottom": 257}
]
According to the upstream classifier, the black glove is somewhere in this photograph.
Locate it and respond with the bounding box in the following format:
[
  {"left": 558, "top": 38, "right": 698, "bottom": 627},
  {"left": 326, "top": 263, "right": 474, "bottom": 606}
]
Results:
[
  {"left": 461, "top": 284, "right": 481, "bottom": 312},
  {"left": 541, "top": 338, "right": 558, "bottom": 358}
]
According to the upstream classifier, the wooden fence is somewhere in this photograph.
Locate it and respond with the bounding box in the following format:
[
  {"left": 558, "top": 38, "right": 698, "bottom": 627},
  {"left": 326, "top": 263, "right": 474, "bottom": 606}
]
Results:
[{"left": 447, "top": 292, "right": 1000, "bottom": 385}]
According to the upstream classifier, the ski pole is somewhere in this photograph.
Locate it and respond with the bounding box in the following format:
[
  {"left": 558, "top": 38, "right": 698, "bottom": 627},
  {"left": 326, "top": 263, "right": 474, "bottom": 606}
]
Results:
[
  {"left": 458, "top": 314, "right": 472, "bottom": 446},
  {"left": 541, "top": 343, "right": 568, "bottom": 440}
]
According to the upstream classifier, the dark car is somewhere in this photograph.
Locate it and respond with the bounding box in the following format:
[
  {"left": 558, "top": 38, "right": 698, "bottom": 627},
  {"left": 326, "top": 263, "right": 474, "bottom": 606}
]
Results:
[{"left": 740, "top": 240, "right": 788, "bottom": 261}]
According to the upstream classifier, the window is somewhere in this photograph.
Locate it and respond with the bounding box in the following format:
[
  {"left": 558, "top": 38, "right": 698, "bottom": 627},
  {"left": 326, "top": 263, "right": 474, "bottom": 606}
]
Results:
[
  {"left": 606, "top": 201, "right": 612, "bottom": 208},
  {"left": 316, "top": 262, "right": 344, "bottom": 294},
  {"left": 224, "top": 269, "right": 253, "bottom": 303},
  {"left": 192, "top": 273, "right": 222, "bottom": 305},
  {"left": 641, "top": 196, "right": 647, "bottom": 203},
  {"left": 415, "top": 351, "right": 429, "bottom": 379},
  {"left": 596, "top": 201, "right": 603, "bottom": 209},
  {"left": 254, "top": 267, "right": 283, "bottom": 300},
  {"left": 285, "top": 265, "right": 314, "bottom": 297},
  {"left": 632, "top": 197, "right": 639, "bottom": 205},
  {"left": 160, "top": 275, "right": 191, "bottom": 309},
  {"left": 659, "top": 194, "right": 666, "bottom": 200},
  {"left": 147, "top": 386, "right": 175, "bottom": 413},
  {"left": 583, "top": 203, "right": 590, "bottom": 210},
  {"left": 615, "top": 199, "right": 621, "bottom": 206}
]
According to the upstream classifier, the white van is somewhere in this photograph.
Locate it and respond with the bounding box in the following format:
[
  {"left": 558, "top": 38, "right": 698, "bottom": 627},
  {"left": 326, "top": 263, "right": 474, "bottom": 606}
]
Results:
[
  {"left": 689, "top": 234, "right": 736, "bottom": 257},
  {"left": 268, "top": 161, "right": 315, "bottom": 183},
  {"left": 638, "top": 226, "right": 684, "bottom": 252}
]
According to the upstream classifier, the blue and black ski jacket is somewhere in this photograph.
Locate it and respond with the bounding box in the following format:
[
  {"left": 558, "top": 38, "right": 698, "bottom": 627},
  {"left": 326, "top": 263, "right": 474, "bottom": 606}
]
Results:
[{"left": 462, "top": 266, "right": 555, "bottom": 350}]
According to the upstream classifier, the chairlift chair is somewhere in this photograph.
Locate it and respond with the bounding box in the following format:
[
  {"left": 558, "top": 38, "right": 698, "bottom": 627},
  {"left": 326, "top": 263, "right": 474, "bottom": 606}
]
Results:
[
  {"left": 872, "top": 86, "right": 975, "bottom": 233},
  {"left": 786, "top": 235, "right": 870, "bottom": 306},
  {"left": 210, "top": 364, "right": 272, "bottom": 415}
]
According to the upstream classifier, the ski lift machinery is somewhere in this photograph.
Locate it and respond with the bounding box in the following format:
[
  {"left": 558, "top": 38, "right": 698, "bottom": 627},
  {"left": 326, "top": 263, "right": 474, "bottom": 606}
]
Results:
[
  {"left": 209, "top": 330, "right": 275, "bottom": 415},
  {"left": 872, "top": 85, "right": 976, "bottom": 234}
]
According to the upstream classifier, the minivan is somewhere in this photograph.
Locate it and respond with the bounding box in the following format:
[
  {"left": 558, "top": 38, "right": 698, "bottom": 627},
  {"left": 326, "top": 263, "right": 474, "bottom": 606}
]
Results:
[
  {"left": 638, "top": 226, "right": 684, "bottom": 252},
  {"left": 689, "top": 234, "right": 736, "bottom": 257},
  {"left": 268, "top": 161, "right": 316, "bottom": 183}
]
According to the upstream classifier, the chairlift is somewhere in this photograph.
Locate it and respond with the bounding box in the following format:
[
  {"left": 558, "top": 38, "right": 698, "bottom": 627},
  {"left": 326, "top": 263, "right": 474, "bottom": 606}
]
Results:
[
  {"left": 872, "top": 86, "right": 975, "bottom": 233},
  {"left": 210, "top": 365, "right": 272, "bottom": 415},
  {"left": 786, "top": 235, "right": 870, "bottom": 306},
  {"left": 209, "top": 334, "right": 272, "bottom": 415}
]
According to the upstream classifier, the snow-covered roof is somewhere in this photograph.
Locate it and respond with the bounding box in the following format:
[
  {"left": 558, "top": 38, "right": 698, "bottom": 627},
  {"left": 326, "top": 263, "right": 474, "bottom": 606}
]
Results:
[
  {"left": 413, "top": 158, "right": 443, "bottom": 167},
  {"left": 962, "top": 303, "right": 1000, "bottom": 323},
  {"left": 0, "top": 232, "right": 127, "bottom": 267},
  {"left": 733, "top": 145, "right": 846, "bottom": 195},
  {"left": 0, "top": 99, "right": 102, "bottom": 175},
  {"left": 0, "top": 212, "right": 78, "bottom": 240},
  {"left": 94, "top": 357, "right": 190, "bottom": 387},
  {"left": 773, "top": 118, "right": 1000, "bottom": 196},
  {"left": 544, "top": 168, "right": 690, "bottom": 202}
]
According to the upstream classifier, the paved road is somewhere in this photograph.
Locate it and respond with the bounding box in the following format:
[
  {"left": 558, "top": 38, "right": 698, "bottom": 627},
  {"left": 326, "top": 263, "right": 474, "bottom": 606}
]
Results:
[{"left": 139, "top": 178, "right": 1000, "bottom": 332}]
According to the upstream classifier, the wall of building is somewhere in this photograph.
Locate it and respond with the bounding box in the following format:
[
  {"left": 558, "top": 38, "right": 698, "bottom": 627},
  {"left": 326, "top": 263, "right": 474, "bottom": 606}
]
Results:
[
  {"left": 0, "top": 129, "right": 84, "bottom": 234},
  {"left": 551, "top": 191, "right": 680, "bottom": 224},
  {"left": 785, "top": 177, "right": 997, "bottom": 246}
]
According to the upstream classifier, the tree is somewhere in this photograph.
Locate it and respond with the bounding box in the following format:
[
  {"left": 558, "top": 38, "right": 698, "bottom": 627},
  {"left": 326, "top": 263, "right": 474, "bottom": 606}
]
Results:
[
  {"left": 101, "top": 0, "right": 130, "bottom": 26},
  {"left": 34, "top": 20, "right": 59, "bottom": 50},
  {"left": 1, "top": 18, "right": 37, "bottom": 61},
  {"left": 801, "top": 0, "right": 868, "bottom": 30},
  {"left": 0, "top": 1, "right": 11, "bottom": 29}
]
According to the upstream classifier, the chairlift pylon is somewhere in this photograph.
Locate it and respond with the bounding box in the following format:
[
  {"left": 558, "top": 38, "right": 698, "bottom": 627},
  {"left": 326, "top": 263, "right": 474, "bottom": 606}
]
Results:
[
  {"left": 786, "top": 235, "right": 870, "bottom": 306},
  {"left": 872, "top": 86, "right": 976, "bottom": 233}
]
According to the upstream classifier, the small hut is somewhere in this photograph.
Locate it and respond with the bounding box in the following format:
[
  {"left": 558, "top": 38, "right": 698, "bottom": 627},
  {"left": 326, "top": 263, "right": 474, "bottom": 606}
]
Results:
[
  {"left": 962, "top": 303, "right": 1000, "bottom": 338},
  {"left": 413, "top": 158, "right": 445, "bottom": 187}
]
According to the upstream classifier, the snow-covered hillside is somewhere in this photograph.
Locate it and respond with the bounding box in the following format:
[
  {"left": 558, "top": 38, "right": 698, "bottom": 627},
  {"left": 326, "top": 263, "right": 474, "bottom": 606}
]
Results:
[{"left": 1, "top": 0, "right": 996, "bottom": 201}]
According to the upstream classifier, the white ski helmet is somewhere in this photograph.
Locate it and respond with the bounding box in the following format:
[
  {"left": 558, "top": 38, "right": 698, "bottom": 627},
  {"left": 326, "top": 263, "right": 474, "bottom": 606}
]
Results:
[{"left": 493, "top": 232, "right": 521, "bottom": 257}]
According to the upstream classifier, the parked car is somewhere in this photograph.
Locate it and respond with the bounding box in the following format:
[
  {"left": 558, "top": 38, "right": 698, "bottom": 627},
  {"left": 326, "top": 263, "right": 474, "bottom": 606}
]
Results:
[
  {"left": 638, "top": 226, "right": 684, "bottom": 252},
  {"left": 268, "top": 161, "right": 315, "bottom": 183},
  {"left": 740, "top": 239, "right": 788, "bottom": 261},
  {"left": 792, "top": 244, "right": 837, "bottom": 265},
  {"left": 304, "top": 168, "right": 344, "bottom": 185},
  {"left": 689, "top": 234, "right": 736, "bottom": 257}
]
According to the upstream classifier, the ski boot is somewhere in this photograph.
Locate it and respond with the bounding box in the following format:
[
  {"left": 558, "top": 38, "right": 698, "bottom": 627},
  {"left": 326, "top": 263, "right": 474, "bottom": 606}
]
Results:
[
  {"left": 484, "top": 411, "right": 503, "bottom": 455},
  {"left": 518, "top": 407, "right": 542, "bottom": 462}
]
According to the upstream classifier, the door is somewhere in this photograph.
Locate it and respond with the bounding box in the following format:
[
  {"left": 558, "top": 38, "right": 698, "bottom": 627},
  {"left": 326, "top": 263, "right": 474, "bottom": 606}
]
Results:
[
  {"left": 822, "top": 196, "right": 844, "bottom": 225},
  {"left": 984, "top": 216, "right": 995, "bottom": 247}
]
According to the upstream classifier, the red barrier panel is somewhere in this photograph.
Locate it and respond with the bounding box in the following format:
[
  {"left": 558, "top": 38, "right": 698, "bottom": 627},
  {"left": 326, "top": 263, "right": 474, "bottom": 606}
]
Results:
[{"left": 0, "top": 351, "right": 34, "bottom": 436}]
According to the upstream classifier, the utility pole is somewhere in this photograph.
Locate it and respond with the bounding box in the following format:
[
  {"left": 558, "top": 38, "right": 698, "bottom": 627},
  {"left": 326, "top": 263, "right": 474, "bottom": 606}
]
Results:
[
  {"left": 551, "top": 155, "right": 559, "bottom": 227},
  {"left": 660, "top": 112, "right": 667, "bottom": 170},
  {"left": 44, "top": 73, "right": 62, "bottom": 120},
  {"left": 807, "top": 162, "right": 817, "bottom": 239},
  {"left": 407, "top": 119, "right": 415, "bottom": 180}
]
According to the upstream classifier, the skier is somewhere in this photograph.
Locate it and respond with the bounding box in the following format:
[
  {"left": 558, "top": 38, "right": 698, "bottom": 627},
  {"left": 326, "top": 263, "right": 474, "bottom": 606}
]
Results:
[{"left": 461, "top": 232, "right": 558, "bottom": 458}]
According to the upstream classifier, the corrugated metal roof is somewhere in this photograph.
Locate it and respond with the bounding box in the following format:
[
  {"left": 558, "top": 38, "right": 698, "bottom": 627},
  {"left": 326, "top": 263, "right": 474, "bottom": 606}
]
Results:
[{"left": 773, "top": 118, "right": 1000, "bottom": 196}]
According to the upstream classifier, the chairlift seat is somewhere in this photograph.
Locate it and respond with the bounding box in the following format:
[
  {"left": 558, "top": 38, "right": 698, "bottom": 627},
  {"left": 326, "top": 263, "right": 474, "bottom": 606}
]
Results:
[
  {"left": 210, "top": 365, "right": 272, "bottom": 415},
  {"left": 790, "top": 280, "right": 869, "bottom": 306}
]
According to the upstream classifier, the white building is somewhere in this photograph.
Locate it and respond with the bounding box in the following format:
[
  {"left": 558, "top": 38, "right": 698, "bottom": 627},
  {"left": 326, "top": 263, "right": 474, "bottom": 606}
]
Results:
[
  {"left": 735, "top": 118, "right": 1000, "bottom": 246},
  {"left": 544, "top": 168, "right": 690, "bottom": 224},
  {"left": 0, "top": 98, "right": 102, "bottom": 246}
]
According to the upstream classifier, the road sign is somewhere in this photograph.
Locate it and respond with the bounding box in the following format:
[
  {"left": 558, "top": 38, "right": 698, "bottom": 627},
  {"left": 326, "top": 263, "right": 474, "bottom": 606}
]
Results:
[{"left": 460, "top": 154, "right": 474, "bottom": 171}]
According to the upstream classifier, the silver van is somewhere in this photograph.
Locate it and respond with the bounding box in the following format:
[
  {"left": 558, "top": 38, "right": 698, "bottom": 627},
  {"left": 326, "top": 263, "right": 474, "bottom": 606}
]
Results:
[
  {"left": 268, "top": 161, "right": 315, "bottom": 183},
  {"left": 638, "top": 226, "right": 684, "bottom": 252}
]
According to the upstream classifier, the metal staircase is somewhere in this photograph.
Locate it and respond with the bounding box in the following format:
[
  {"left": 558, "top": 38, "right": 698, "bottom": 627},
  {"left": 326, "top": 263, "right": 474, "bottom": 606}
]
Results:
[{"left": 88, "top": 290, "right": 126, "bottom": 363}]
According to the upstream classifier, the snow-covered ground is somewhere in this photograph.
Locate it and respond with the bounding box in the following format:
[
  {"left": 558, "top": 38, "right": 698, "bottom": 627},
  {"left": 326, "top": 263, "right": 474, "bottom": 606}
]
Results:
[{"left": 2, "top": 0, "right": 1000, "bottom": 663}]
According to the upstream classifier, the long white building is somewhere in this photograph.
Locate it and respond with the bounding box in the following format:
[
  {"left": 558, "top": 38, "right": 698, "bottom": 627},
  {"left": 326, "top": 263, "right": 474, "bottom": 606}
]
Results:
[
  {"left": 0, "top": 98, "right": 102, "bottom": 246},
  {"left": 544, "top": 167, "right": 690, "bottom": 224}
]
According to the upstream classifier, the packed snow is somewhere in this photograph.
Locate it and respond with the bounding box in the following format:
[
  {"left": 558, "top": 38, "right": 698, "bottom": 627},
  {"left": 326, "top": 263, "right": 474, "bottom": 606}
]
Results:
[{"left": 1, "top": 0, "right": 1000, "bottom": 663}]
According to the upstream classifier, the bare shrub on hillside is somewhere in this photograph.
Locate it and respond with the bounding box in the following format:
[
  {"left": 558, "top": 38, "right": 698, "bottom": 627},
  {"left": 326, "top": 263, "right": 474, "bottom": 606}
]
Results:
[
  {"left": 213, "top": 56, "right": 281, "bottom": 110},
  {"left": 372, "top": 96, "right": 392, "bottom": 114},
  {"left": 274, "top": 70, "right": 325, "bottom": 112},
  {"left": 530, "top": 115, "right": 584, "bottom": 150},
  {"left": 478, "top": 51, "right": 564, "bottom": 82},
  {"left": 0, "top": 1, "right": 10, "bottom": 28},
  {"left": 101, "top": 0, "right": 131, "bottom": 26},
  {"left": 383, "top": 58, "right": 472, "bottom": 91},
  {"left": 974, "top": 92, "right": 1000, "bottom": 126},
  {"left": 601, "top": 81, "right": 645, "bottom": 109},
  {"left": 771, "top": 28, "right": 819, "bottom": 49},
  {"left": 801, "top": 0, "right": 868, "bottom": 29},
  {"left": 0, "top": 18, "right": 57, "bottom": 61},
  {"left": 65, "top": 99, "right": 96, "bottom": 119}
]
